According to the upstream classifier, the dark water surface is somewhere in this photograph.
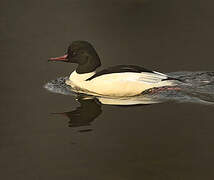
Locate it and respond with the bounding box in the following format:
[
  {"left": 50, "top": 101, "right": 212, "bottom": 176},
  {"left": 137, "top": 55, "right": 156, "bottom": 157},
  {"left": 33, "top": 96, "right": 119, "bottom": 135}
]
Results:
[{"left": 1, "top": 0, "right": 214, "bottom": 179}]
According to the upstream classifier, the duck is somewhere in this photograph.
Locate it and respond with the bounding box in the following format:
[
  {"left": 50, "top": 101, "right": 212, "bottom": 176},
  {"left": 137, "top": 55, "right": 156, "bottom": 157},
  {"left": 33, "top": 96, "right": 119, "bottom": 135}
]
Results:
[{"left": 49, "top": 41, "right": 180, "bottom": 97}]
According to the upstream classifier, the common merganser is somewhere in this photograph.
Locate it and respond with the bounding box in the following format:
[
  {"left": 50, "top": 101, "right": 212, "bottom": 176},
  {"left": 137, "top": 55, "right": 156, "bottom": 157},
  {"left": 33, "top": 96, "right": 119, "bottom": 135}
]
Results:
[{"left": 49, "top": 41, "right": 180, "bottom": 97}]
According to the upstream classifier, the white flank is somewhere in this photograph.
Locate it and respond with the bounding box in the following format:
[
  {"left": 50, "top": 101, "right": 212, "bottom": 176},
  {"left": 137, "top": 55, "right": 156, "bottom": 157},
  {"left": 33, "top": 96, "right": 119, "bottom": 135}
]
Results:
[{"left": 66, "top": 71, "right": 178, "bottom": 97}]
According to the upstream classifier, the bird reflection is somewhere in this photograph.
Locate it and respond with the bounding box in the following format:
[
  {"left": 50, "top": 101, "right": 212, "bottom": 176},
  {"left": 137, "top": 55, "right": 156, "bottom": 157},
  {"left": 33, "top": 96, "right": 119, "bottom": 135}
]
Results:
[{"left": 52, "top": 97, "right": 102, "bottom": 129}]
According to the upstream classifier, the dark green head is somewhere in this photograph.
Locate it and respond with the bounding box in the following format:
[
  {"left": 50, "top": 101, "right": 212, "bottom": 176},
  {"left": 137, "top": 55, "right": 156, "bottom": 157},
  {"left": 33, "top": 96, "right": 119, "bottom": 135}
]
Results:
[{"left": 49, "top": 41, "right": 101, "bottom": 74}]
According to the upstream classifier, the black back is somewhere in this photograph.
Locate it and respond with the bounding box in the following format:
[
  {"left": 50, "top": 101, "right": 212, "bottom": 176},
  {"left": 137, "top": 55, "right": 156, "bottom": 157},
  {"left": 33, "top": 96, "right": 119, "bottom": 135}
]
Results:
[{"left": 86, "top": 65, "right": 153, "bottom": 81}]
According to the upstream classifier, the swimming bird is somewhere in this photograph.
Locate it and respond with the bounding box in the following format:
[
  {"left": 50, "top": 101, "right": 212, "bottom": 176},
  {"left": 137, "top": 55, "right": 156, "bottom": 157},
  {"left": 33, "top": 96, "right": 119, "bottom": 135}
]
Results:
[{"left": 49, "top": 41, "right": 180, "bottom": 97}]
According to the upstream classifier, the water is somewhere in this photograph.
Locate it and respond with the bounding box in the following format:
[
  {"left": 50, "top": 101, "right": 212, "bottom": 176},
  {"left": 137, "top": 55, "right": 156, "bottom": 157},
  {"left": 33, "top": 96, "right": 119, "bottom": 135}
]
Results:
[{"left": 1, "top": 0, "right": 214, "bottom": 179}]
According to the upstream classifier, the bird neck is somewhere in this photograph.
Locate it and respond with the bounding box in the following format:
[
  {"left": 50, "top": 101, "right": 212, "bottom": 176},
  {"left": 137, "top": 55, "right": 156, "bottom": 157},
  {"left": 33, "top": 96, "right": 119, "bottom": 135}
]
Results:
[
  {"left": 76, "top": 57, "right": 101, "bottom": 74},
  {"left": 69, "top": 70, "right": 96, "bottom": 82}
]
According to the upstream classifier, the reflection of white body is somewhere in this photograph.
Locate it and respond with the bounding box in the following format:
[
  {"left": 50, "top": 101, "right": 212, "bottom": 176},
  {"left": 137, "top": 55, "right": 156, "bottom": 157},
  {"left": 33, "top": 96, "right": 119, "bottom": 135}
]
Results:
[
  {"left": 66, "top": 70, "right": 178, "bottom": 97},
  {"left": 94, "top": 96, "right": 160, "bottom": 105}
]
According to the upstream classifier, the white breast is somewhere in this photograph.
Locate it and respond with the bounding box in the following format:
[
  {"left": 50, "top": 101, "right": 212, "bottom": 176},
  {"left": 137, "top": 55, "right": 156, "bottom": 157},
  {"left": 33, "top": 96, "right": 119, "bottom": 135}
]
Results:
[{"left": 69, "top": 71, "right": 96, "bottom": 81}]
